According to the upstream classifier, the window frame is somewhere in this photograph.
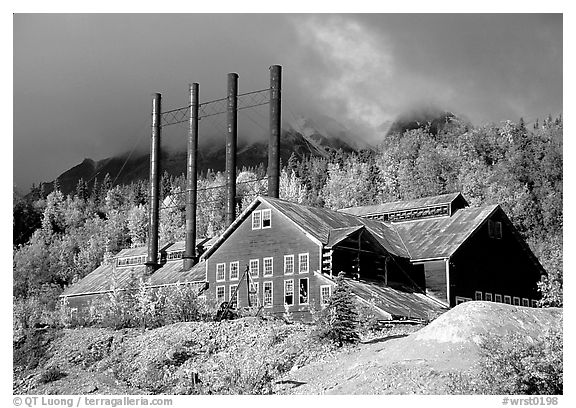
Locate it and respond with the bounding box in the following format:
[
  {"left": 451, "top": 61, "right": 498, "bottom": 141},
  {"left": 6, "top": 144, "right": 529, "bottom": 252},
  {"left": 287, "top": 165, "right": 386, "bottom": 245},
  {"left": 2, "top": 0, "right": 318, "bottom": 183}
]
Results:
[
  {"left": 229, "top": 261, "right": 240, "bottom": 281},
  {"left": 504, "top": 295, "right": 512, "bottom": 304},
  {"left": 475, "top": 291, "right": 483, "bottom": 301},
  {"left": 320, "top": 285, "right": 332, "bottom": 307},
  {"left": 284, "top": 255, "right": 294, "bottom": 275},
  {"left": 485, "top": 293, "right": 493, "bottom": 302},
  {"left": 531, "top": 299, "right": 538, "bottom": 308},
  {"left": 522, "top": 298, "right": 530, "bottom": 307},
  {"left": 513, "top": 296, "right": 521, "bottom": 306},
  {"left": 248, "top": 282, "right": 259, "bottom": 307},
  {"left": 262, "top": 208, "right": 272, "bottom": 229},
  {"left": 495, "top": 294, "right": 503, "bottom": 303},
  {"left": 284, "top": 279, "right": 294, "bottom": 306},
  {"left": 299, "top": 278, "right": 309, "bottom": 305},
  {"left": 216, "top": 263, "right": 226, "bottom": 282},
  {"left": 263, "top": 257, "right": 274, "bottom": 277},
  {"left": 455, "top": 296, "right": 472, "bottom": 305},
  {"left": 249, "top": 259, "right": 259, "bottom": 278},
  {"left": 252, "top": 210, "right": 262, "bottom": 230},
  {"left": 216, "top": 285, "right": 225, "bottom": 303},
  {"left": 298, "top": 253, "right": 309, "bottom": 274},
  {"left": 263, "top": 281, "right": 273, "bottom": 308}
]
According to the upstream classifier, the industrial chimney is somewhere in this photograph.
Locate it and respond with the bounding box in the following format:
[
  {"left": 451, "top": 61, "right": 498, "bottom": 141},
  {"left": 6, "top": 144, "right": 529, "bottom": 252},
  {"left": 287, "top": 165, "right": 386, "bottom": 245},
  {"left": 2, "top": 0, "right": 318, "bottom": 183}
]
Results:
[
  {"left": 183, "top": 83, "right": 199, "bottom": 270},
  {"left": 146, "top": 93, "right": 161, "bottom": 275},
  {"left": 268, "top": 65, "right": 282, "bottom": 198},
  {"left": 226, "top": 73, "right": 238, "bottom": 226}
]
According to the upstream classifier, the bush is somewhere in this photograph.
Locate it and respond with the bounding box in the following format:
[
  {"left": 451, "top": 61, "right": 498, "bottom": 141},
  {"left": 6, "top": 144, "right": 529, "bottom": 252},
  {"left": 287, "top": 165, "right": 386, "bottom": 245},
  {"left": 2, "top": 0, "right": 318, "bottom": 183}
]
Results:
[
  {"left": 448, "top": 328, "right": 563, "bottom": 394},
  {"left": 38, "top": 366, "right": 67, "bottom": 384}
]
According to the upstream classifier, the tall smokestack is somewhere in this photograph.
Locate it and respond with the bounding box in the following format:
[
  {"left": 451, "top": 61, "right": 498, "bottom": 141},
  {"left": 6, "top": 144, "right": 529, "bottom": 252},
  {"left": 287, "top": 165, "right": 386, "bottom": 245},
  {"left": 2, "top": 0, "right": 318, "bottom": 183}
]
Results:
[
  {"left": 226, "top": 73, "right": 238, "bottom": 226},
  {"left": 146, "top": 93, "right": 161, "bottom": 274},
  {"left": 183, "top": 83, "right": 199, "bottom": 270},
  {"left": 268, "top": 65, "right": 282, "bottom": 198}
]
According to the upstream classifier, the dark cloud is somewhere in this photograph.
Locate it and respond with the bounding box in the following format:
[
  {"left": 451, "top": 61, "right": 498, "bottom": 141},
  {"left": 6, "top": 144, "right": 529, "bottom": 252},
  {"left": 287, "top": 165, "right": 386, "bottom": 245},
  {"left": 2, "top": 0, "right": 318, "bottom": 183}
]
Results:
[{"left": 13, "top": 13, "right": 562, "bottom": 190}]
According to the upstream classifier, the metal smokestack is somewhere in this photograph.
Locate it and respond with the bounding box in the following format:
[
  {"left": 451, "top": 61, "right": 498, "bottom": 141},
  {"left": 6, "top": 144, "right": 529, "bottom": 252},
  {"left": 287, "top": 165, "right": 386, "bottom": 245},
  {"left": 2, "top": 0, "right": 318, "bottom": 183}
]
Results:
[
  {"left": 146, "top": 93, "right": 161, "bottom": 274},
  {"left": 183, "top": 83, "right": 199, "bottom": 270},
  {"left": 226, "top": 73, "right": 238, "bottom": 226},
  {"left": 268, "top": 65, "right": 282, "bottom": 198}
]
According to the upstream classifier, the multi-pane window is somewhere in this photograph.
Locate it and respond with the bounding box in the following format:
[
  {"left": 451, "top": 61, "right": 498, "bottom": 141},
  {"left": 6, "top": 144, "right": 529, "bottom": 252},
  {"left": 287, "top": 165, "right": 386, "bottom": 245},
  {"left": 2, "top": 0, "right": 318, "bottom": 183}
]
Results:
[
  {"left": 320, "top": 285, "right": 332, "bottom": 307},
  {"left": 249, "top": 259, "right": 259, "bottom": 278},
  {"left": 284, "top": 255, "right": 294, "bottom": 275},
  {"left": 252, "top": 210, "right": 261, "bottom": 229},
  {"left": 216, "top": 286, "right": 225, "bottom": 303},
  {"left": 263, "top": 257, "right": 274, "bottom": 276},
  {"left": 504, "top": 295, "right": 512, "bottom": 304},
  {"left": 229, "top": 284, "right": 238, "bottom": 308},
  {"left": 513, "top": 297, "right": 521, "bottom": 306},
  {"left": 298, "top": 253, "right": 309, "bottom": 273},
  {"left": 488, "top": 220, "right": 503, "bottom": 239},
  {"left": 230, "top": 261, "right": 239, "bottom": 280},
  {"left": 284, "top": 279, "right": 294, "bottom": 306},
  {"left": 216, "top": 263, "right": 226, "bottom": 282},
  {"left": 522, "top": 298, "right": 530, "bottom": 307},
  {"left": 262, "top": 209, "right": 272, "bottom": 228},
  {"left": 474, "top": 291, "right": 483, "bottom": 301},
  {"left": 495, "top": 294, "right": 503, "bottom": 303},
  {"left": 248, "top": 282, "right": 259, "bottom": 307},
  {"left": 299, "top": 278, "right": 309, "bottom": 305},
  {"left": 263, "top": 281, "right": 273, "bottom": 307},
  {"left": 531, "top": 300, "right": 538, "bottom": 308},
  {"left": 485, "top": 293, "right": 493, "bottom": 302}
]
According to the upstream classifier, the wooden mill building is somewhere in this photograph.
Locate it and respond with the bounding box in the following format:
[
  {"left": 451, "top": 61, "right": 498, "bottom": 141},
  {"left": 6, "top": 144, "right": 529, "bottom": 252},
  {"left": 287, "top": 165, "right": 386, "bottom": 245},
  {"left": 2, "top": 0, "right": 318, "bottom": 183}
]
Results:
[{"left": 62, "top": 192, "right": 545, "bottom": 321}]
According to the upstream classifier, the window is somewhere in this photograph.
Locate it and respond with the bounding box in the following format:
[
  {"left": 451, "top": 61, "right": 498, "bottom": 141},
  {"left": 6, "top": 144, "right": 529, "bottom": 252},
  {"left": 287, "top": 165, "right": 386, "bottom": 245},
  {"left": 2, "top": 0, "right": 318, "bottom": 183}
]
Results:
[
  {"left": 263, "top": 257, "right": 274, "bottom": 276},
  {"left": 299, "top": 253, "right": 309, "bottom": 273},
  {"left": 513, "top": 297, "right": 521, "bottom": 306},
  {"left": 262, "top": 209, "right": 272, "bottom": 228},
  {"left": 230, "top": 261, "right": 239, "bottom": 280},
  {"left": 249, "top": 259, "right": 259, "bottom": 278},
  {"left": 284, "top": 255, "right": 294, "bottom": 275},
  {"left": 229, "top": 284, "right": 238, "bottom": 308},
  {"left": 216, "top": 286, "right": 225, "bottom": 303},
  {"left": 495, "top": 294, "right": 503, "bottom": 303},
  {"left": 475, "top": 291, "right": 483, "bottom": 301},
  {"left": 248, "top": 282, "right": 259, "bottom": 307},
  {"left": 531, "top": 300, "right": 538, "bottom": 308},
  {"left": 263, "top": 281, "right": 273, "bottom": 307},
  {"left": 216, "top": 263, "right": 226, "bottom": 282},
  {"left": 522, "top": 298, "right": 529, "bottom": 307},
  {"left": 485, "top": 293, "right": 493, "bottom": 302},
  {"left": 320, "top": 285, "right": 332, "bottom": 307},
  {"left": 284, "top": 279, "right": 294, "bottom": 306},
  {"left": 488, "top": 220, "right": 503, "bottom": 239},
  {"left": 252, "top": 210, "right": 261, "bottom": 229},
  {"left": 299, "top": 278, "right": 309, "bottom": 305},
  {"left": 455, "top": 296, "right": 472, "bottom": 305},
  {"left": 504, "top": 295, "right": 512, "bottom": 304}
]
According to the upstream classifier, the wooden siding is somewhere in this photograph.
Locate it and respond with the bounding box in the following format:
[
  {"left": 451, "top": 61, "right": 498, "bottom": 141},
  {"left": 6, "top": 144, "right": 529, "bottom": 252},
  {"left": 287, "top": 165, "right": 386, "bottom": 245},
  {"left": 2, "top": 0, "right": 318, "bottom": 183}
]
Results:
[
  {"left": 207, "top": 201, "right": 321, "bottom": 317},
  {"left": 422, "top": 260, "right": 448, "bottom": 304},
  {"left": 449, "top": 210, "right": 543, "bottom": 306}
]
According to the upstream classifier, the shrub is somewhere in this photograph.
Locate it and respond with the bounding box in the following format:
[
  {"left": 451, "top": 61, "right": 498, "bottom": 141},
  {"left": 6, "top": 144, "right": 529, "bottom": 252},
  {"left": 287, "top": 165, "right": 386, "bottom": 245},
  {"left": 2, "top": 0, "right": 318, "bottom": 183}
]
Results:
[
  {"left": 448, "top": 328, "right": 563, "bottom": 394},
  {"left": 320, "top": 272, "right": 360, "bottom": 346},
  {"left": 38, "top": 366, "right": 67, "bottom": 384}
]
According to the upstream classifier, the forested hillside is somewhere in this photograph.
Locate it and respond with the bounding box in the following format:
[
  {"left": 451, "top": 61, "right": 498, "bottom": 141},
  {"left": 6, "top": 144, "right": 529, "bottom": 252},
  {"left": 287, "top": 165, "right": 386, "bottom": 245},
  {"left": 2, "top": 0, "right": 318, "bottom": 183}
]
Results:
[{"left": 13, "top": 115, "right": 563, "bottom": 307}]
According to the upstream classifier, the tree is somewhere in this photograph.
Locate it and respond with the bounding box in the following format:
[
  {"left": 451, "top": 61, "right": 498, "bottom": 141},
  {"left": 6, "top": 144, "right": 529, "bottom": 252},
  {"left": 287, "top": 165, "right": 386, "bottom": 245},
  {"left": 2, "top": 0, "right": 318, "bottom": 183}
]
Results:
[{"left": 324, "top": 272, "right": 360, "bottom": 346}]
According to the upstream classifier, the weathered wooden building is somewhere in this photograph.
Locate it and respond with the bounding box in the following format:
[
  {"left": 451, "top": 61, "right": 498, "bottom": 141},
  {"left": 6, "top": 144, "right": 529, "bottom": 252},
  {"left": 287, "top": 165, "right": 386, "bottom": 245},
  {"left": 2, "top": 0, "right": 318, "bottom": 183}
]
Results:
[{"left": 62, "top": 192, "right": 544, "bottom": 321}]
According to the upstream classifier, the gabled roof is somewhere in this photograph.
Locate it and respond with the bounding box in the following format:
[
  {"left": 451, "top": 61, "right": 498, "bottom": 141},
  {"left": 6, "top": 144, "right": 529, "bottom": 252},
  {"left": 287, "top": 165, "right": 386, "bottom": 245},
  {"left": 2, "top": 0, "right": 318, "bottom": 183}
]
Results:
[
  {"left": 202, "top": 196, "right": 410, "bottom": 259},
  {"left": 339, "top": 192, "right": 467, "bottom": 218},
  {"left": 391, "top": 204, "right": 500, "bottom": 260},
  {"left": 148, "top": 260, "right": 206, "bottom": 286}
]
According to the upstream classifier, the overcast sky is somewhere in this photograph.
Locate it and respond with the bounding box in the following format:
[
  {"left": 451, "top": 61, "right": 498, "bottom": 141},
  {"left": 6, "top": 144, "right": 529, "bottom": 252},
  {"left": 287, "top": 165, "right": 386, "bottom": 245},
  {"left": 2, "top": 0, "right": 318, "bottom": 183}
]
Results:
[{"left": 13, "top": 13, "right": 562, "bottom": 191}]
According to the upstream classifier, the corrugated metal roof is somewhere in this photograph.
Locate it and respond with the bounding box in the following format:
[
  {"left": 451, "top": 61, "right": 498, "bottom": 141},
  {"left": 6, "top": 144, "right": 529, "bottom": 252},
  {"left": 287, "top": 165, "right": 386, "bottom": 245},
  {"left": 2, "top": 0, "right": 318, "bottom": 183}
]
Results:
[
  {"left": 263, "top": 197, "right": 409, "bottom": 257},
  {"left": 316, "top": 273, "right": 447, "bottom": 320},
  {"left": 392, "top": 205, "right": 499, "bottom": 260},
  {"left": 148, "top": 260, "right": 206, "bottom": 286},
  {"left": 61, "top": 263, "right": 147, "bottom": 297},
  {"left": 114, "top": 246, "right": 149, "bottom": 258},
  {"left": 339, "top": 192, "right": 465, "bottom": 217}
]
